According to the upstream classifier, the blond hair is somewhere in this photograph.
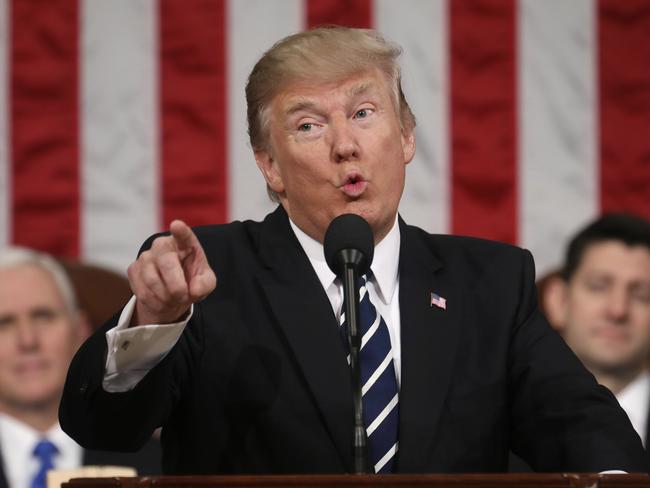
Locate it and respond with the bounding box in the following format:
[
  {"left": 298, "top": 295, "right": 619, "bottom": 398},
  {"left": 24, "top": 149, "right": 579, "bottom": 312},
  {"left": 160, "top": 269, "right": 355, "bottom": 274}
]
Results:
[{"left": 245, "top": 26, "right": 416, "bottom": 202}]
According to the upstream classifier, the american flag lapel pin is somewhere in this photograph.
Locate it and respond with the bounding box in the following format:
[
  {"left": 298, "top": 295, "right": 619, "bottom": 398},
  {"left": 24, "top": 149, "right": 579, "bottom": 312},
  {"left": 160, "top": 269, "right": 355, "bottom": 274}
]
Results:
[{"left": 431, "top": 292, "right": 447, "bottom": 310}]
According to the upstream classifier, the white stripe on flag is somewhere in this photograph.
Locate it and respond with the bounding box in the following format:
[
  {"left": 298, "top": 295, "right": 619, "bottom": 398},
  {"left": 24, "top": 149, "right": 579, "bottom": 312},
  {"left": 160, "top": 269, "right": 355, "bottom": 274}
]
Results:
[
  {"left": 366, "top": 392, "right": 399, "bottom": 436},
  {"left": 228, "top": 0, "right": 303, "bottom": 223},
  {"left": 375, "top": 0, "right": 450, "bottom": 234},
  {"left": 519, "top": 0, "right": 598, "bottom": 275},
  {"left": 81, "top": 0, "right": 159, "bottom": 272},
  {"left": 375, "top": 441, "right": 398, "bottom": 473},
  {"left": 362, "top": 351, "right": 393, "bottom": 396},
  {"left": 0, "top": 0, "right": 9, "bottom": 248}
]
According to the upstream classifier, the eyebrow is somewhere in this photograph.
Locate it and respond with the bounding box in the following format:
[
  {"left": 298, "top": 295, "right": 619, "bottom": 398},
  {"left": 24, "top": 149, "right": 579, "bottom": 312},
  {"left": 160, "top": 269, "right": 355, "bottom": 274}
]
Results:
[
  {"left": 283, "top": 99, "right": 318, "bottom": 118},
  {"left": 346, "top": 81, "right": 375, "bottom": 99},
  {"left": 282, "top": 81, "right": 378, "bottom": 118}
]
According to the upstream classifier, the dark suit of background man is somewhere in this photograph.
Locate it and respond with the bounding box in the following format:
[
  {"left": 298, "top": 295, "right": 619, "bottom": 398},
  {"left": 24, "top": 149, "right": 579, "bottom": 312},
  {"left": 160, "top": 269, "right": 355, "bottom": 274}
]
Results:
[
  {"left": 60, "top": 26, "right": 646, "bottom": 475},
  {"left": 0, "top": 248, "right": 160, "bottom": 488},
  {"left": 540, "top": 214, "right": 650, "bottom": 471}
]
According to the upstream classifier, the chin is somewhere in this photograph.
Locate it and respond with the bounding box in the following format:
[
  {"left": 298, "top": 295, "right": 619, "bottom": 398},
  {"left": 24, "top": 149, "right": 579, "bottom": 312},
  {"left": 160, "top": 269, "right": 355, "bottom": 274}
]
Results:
[
  {"left": 594, "top": 357, "right": 639, "bottom": 373},
  {"left": 338, "top": 201, "right": 376, "bottom": 220}
]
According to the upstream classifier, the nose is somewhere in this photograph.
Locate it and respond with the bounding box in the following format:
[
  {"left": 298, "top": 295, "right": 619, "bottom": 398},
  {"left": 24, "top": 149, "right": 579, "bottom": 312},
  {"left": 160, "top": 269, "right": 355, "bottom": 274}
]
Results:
[
  {"left": 605, "top": 287, "right": 630, "bottom": 323},
  {"left": 329, "top": 116, "right": 359, "bottom": 163},
  {"left": 15, "top": 321, "right": 39, "bottom": 350}
]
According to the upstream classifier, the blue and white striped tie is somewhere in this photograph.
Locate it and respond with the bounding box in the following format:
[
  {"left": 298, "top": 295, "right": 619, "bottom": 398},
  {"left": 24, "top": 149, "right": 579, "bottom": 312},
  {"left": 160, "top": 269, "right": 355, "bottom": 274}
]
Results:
[{"left": 340, "top": 274, "right": 399, "bottom": 473}]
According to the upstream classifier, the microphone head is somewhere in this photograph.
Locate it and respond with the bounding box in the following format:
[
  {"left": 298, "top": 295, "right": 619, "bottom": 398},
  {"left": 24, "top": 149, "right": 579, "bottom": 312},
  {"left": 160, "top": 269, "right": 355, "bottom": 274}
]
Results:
[{"left": 324, "top": 214, "right": 374, "bottom": 278}]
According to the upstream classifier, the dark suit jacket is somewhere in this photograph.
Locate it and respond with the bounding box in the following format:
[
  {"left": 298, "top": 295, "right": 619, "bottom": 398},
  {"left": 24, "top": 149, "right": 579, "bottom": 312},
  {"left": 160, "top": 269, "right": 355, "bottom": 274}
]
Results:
[
  {"left": 622, "top": 388, "right": 650, "bottom": 473},
  {"left": 59, "top": 206, "right": 646, "bottom": 474},
  {"left": 510, "top": 380, "right": 650, "bottom": 474},
  {"left": 0, "top": 438, "right": 161, "bottom": 488}
]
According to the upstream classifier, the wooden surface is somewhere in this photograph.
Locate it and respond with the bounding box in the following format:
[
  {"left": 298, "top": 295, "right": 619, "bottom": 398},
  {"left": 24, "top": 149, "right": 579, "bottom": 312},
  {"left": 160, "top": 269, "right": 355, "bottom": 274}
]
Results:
[{"left": 62, "top": 473, "right": 650, "bottom": 488}]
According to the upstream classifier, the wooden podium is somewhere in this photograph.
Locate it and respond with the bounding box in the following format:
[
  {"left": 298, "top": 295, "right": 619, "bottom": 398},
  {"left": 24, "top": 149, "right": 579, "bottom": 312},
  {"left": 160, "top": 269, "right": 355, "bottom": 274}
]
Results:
[{"left": 63, "top": 473, "right": 650, "bottom": 488}]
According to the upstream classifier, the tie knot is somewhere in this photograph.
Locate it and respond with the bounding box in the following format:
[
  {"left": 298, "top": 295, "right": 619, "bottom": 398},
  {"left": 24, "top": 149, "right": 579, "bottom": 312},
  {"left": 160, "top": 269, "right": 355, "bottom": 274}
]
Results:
[
  {"left": 358, "top": 272, "right": 373, "bottom": 289},
  {"left": 33, "top": 439, "right": 58, "bottom": 460}
]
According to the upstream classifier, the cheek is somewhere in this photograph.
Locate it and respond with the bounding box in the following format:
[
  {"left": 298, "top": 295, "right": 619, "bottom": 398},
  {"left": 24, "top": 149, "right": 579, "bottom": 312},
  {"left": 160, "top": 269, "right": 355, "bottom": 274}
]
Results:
[
  {"left": 374, "top": 128, "right": 400, "bottom": 155},
  {"left": 0, "top": 342, "right": 12, "bottom": 361},
  {"left": 43, "top": 326, "right": 79, "bottom": 360},
  {"left": 630, "top": 308, "right": 650, "bottom": 337},
  {"left": 0, "top": 356, "right": 11, "bottom": 382},
  {"left": 564, "top": 301, "right": 596, "bottom": 337},
  {"left": 285, "top": 160, "right": 331, "bottom": 189},
  {"left": 570, "top": 288, "right": 602, "bottom": 316},
  {"left": 0, "top": 340, "right": 23, "bottom": 369}
]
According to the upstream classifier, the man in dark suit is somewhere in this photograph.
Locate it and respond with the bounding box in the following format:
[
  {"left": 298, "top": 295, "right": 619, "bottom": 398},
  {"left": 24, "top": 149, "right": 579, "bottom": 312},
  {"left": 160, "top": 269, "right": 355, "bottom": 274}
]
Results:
[
  {"left": 538, "top": 214, "right": 650, "bottom": 470},
  {"left": 60, "top": 26, "right": 646, "bottom": 474},
  {"left": 0, "top": 247, "right": 161, "bottom": 488}
]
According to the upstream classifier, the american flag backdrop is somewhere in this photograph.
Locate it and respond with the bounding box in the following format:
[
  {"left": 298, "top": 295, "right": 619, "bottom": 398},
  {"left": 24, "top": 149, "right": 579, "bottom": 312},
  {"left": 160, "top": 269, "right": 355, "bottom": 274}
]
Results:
[{"left": 0, "top": 0, "right": 649, "bottom": 276}]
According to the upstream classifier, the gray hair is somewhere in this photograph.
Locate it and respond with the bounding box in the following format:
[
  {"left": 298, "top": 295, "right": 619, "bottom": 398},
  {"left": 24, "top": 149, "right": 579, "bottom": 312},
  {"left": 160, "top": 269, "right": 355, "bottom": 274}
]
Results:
[{"left": 0, "top": 247, "right": 78, "bottom": 314}]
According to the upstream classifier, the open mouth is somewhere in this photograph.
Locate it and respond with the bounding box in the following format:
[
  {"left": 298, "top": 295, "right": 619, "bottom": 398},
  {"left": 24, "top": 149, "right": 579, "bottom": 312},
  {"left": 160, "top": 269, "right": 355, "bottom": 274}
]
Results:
[{"left": 341, "top": 174, "right": 367, "bottom": 198}]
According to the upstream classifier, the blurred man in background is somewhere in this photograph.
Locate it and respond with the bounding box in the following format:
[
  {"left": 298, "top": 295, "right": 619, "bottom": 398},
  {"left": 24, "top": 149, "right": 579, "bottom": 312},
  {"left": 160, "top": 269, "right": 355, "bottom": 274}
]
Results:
[
  {"left": 543, "top": 214, "right": 650, "bottom": 454},
  {"left": 0, "top": 247, "right": 160, "bottom": 488}
]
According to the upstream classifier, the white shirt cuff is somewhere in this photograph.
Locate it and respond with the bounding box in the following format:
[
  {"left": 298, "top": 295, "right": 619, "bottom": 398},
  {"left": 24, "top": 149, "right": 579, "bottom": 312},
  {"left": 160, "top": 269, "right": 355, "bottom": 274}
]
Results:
[{"left": 102, "top": 296, "right": 192, "bottom": 392}]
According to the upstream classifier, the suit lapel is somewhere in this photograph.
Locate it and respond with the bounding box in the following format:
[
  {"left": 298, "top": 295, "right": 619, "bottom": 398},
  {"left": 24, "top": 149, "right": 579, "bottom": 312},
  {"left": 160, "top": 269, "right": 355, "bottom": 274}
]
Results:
[
  {"left": 256, "top": 207, "right": 354, "bottom": 471},
  {"left": 396, "top": 221, "right": 463, "bottom": 472}
]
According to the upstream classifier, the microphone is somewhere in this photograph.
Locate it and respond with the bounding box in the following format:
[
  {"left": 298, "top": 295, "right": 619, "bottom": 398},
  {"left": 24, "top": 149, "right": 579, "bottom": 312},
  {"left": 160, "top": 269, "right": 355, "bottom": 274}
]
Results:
[
  {"left": 324, "top": 213, "right": 374, "bottom": 474},
  {"left": 324, "top": 213, "right": 374, "bottom": 279}
]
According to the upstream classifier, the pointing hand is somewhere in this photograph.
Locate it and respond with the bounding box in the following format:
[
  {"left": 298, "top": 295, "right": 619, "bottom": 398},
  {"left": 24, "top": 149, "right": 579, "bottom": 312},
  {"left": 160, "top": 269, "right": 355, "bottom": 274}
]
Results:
[{"left": 127, "top": 220, "right": 217, "bottom": 326}]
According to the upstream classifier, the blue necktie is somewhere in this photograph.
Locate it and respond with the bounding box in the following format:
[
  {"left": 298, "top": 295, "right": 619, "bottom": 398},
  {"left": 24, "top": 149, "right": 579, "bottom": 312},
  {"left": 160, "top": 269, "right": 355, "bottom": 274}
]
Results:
[
  {"left": 30, "top": 439, "right": 58, "bottom": 488},
  {"left": 340, "top": 275, "right": 399, "bottom": 473}
]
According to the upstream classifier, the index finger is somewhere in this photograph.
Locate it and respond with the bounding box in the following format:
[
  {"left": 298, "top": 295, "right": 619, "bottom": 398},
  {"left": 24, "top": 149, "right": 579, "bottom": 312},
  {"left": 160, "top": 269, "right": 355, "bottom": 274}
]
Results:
[{"left": 170, "top": 219, "right": 199, "bottom": 251}]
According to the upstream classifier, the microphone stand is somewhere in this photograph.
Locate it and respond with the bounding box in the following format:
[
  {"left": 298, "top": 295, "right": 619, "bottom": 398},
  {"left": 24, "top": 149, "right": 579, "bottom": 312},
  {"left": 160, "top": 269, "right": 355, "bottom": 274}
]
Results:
[{"left": 341, "top": 261, "right": 370, "bottom": 474}]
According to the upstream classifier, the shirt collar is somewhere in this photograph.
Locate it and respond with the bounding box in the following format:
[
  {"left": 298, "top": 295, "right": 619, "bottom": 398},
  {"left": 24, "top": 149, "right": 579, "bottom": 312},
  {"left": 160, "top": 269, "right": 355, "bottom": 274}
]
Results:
[
  {"left": 617, "top": 370, "right": 650, "bottom": 404},
  {"left": 0, "top": 412, "right": 79, "bottom": 453},
  {"left": 289, "top": 215, "right": 401, "bottom": 305},
  {"left": 0, "top": 412, "right": 81, "bottom": 484},
  {"left": 0, "top": 412, "right": 40, "bottom": 463}
]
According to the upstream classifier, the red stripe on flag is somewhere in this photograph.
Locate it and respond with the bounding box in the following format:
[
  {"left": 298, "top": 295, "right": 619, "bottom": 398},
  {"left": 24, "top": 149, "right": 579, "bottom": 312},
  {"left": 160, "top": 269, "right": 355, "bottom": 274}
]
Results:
[
  {"left": 598, "top": 0, "right": 650, "bottom": 219},
  {"left": 449, "top": 0, "right": 518, "bottom": 244},
  {"left": 306, "top": 0, "right": 372, "bottom": 29},
  {"left": 10, "top": 0, "right": 79, "bottom": 257},
  {"left": 159, "top": 0, "right": 228, "bottom": 229}
]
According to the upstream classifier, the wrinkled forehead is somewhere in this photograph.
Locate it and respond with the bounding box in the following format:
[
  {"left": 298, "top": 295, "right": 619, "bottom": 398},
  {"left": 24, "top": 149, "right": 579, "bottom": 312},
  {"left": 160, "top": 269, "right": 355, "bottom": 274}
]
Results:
[
  {"left": 268, "top": 69, "right": 398, "bottom": 121},
  {"left": 279, "top": 73, "right": 390, "bottom": 111}
]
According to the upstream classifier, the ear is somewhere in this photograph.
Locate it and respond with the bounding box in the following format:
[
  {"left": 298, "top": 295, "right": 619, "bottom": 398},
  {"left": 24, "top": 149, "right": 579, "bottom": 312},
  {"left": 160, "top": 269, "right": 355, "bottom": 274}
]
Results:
[
  {"left": 254, "top": 149, "right": 285, "bottom": 194},
  {"left": 542, "top": 276, "right": 569, "bottom": 332},
  {"left": 401, "top": 127, "right": 416, "bottom": 165},
  {"left": 73, "top": 310, "right": 92, "bottom": 345}
]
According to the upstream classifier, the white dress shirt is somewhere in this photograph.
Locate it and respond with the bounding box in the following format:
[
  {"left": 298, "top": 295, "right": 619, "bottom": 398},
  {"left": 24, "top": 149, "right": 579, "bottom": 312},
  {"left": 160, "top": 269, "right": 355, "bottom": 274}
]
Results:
[
  {"left": 616, "top": 371, "right": 650, "bottom": 447},
  {"left": 288, "top": 217, "right": 402, "bottom": 385},
  {"left": 103, "top": 216, "right": 402, "bottom": 391},
  {"left": 0, "top": 414, "right": 82, "bottom": 488}
]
